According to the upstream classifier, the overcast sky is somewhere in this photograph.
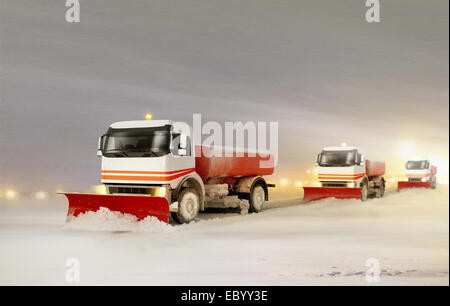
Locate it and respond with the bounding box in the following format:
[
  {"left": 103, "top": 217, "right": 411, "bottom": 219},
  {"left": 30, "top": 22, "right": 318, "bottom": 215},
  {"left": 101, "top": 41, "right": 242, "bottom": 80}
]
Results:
[{"left": 0, "top": 0, "right": 448, "bottom": 192}]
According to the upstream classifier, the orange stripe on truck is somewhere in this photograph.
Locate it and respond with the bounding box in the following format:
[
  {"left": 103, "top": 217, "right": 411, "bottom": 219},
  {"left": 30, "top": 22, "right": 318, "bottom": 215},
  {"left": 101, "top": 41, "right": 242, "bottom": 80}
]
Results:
[
  {"left": 318, "top": 173, "right": 365, "bottom": 180},
  {"left": 406, "top": 173, "right": 430, "bottom": 177},
  {"left": 319, "top": 173, "right": 365, "bottom": 177},
  {"left": 101, "top": 168, "right": 195, "bottom": 175},
  {"left": 101, "top": 169, "right": 195, "bottom": 181}
]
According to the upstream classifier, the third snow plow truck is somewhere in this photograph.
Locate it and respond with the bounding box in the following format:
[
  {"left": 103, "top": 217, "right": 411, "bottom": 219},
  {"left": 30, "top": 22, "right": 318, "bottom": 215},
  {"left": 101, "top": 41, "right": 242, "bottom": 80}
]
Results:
[
  {"left": 397, "top": 159, "right": 437, "bottom": 190},
  {"left": 61, "top": 116, "right": 275, "bottom": 224},
  {"left": 303, "top": 146, "right": 385, "bottom": 202}
]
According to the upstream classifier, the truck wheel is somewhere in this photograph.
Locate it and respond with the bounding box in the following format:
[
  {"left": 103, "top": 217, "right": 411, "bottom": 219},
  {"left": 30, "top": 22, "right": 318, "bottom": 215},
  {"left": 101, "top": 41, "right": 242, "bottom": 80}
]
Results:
[
  {"left": 249, "top": 184, "right": 265, "bottom": 213},
  {"left": 376, "top": 181, "right": 385, "bottom": 198},
  {"left": 360, "top": 182, "right": 368, "bottom": 202},
  {"left": 432, "top": 177, "right": 437, "bottom": 189},
  {"left": 176, "top": 188, "right": 200, "bottom": 224}
]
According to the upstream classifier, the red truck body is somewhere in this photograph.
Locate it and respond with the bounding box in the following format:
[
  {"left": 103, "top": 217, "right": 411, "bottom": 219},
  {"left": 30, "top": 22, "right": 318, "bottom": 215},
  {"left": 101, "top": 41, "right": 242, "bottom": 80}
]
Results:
[
  {"left": 195, "top": 145, "right": 275, "bottom": 183},
  {"left": 365, "top": 160, "right": 385, "bottom": 177}
]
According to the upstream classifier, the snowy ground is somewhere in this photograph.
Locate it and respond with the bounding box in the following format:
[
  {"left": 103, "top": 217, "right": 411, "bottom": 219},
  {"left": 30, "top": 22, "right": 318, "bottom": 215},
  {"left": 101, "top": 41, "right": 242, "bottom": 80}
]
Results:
[{"left": 0, "top": 187, "right": 448, "bottom": 285}]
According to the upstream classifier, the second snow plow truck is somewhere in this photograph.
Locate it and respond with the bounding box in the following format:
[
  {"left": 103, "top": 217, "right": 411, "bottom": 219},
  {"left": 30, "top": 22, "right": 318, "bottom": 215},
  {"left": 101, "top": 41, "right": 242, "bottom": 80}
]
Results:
[
  {"left": 62, "top": 116, "right": 275, "bottom": 224},
  {"left": 303, "top": 146, "right": 385, "bottom": 202},
  {"left": 397, "top": 159, "right": 437, "bottom": 190}
]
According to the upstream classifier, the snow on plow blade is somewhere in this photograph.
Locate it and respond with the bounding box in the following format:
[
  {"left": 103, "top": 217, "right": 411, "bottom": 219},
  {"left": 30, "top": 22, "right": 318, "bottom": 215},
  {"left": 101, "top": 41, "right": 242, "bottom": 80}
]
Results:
[
  {"left": 61, "top": 193, "right": 170, "bottom": 223},
  {"left": 397, "top": 181, "right": 432, "bottom": 191},
  {"left": 303, "top": 187, "right": 362, "bottom": 202}
]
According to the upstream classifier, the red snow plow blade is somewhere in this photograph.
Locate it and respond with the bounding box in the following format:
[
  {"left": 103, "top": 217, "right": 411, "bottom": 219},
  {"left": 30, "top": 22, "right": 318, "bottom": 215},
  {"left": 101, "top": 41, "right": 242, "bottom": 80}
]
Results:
[
  {"left": 397, "top": 181, "right": 432, "bottom": 191},
  {"left": 61, "top": 193, "right": 170, "bottom": 223},
  {"left": 303, "top": 187, "right": 362, "bottom": 202}
]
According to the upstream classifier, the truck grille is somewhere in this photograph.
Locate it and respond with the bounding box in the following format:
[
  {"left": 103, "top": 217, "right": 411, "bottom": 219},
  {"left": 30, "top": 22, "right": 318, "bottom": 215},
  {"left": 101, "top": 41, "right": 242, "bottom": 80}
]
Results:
[
  {"left": 108, "top": 186, "right": 150, "bottom": 195},
  {"left": 408, "top": 178, "right": 422, "bottom": 182},
  {"left": 321, "top": 182, "right": 347, "bottom": 187}
]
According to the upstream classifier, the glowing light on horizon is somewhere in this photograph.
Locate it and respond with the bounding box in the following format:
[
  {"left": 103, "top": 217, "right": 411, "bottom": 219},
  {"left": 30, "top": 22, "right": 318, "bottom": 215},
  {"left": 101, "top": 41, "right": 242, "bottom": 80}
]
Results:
[
  {"left": 5, "top": 189, "right": 18, "bottom": 200},
  {"left": 280, "top": 178, "right": 290, "bottom": 186},
  {"left": 341, "top": 142, "right": 347, "bottom": 147},
  {"left": 295, "top": 181, "right": 303, "bottom": 188},
  {"left": 34, "top": 191, "right": 49, "bottom": 200}
]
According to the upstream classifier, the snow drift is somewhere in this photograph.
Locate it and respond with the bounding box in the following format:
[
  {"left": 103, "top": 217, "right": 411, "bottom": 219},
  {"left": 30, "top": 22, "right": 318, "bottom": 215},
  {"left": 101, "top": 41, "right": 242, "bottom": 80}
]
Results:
[{"left": 64, "top": 207, "right": 173, "bottom": 233}]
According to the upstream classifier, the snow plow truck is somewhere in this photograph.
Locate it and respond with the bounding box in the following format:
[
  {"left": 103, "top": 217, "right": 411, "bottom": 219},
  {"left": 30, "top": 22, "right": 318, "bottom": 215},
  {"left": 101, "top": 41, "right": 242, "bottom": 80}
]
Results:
[
  {"left": 62, "top": 116, "right": 275, "bottom": 224},
  {"left": 303, "top": 146, "right": 385, "bottom": 202},
  {"left": 397, "top": 159, "right": 437, "bottom": 190}
]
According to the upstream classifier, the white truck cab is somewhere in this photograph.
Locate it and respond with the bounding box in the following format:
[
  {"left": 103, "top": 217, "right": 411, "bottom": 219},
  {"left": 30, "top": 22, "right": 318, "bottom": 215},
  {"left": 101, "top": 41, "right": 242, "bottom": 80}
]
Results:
[
  {"left": 98, "top": 119, "right": 202, "bottom": 190},
  {"left": 316, "top": 146, "right": 366, "bottom": 188}
]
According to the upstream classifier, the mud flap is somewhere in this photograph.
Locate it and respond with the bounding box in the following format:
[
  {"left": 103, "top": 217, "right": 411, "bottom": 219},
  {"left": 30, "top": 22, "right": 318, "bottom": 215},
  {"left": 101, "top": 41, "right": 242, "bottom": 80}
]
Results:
[
  {"left": 303, "top": 187, "right": 362, "bottom": 202},
  {"left": 397, "top": 181, "right": 432, "bottom": 191},
  {"left": 61, "top": 193, "right": 170, "bottom": 223}
]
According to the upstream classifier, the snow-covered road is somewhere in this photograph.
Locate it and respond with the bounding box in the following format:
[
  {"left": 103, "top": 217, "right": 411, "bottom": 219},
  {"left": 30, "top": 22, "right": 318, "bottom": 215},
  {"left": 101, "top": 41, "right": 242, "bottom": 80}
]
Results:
[{"left": 0, "top": 187, "right": 448, "bottom": 285}]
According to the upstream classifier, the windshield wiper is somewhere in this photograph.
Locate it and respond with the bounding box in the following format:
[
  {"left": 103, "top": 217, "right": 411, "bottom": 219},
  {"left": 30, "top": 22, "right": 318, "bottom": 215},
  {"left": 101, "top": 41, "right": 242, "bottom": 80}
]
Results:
[
  {"left": 142, "top": 151, "right": 159, "bottom": 157},
  {"left": 105, "top": 149, "right": 128, "bottom": 157}
]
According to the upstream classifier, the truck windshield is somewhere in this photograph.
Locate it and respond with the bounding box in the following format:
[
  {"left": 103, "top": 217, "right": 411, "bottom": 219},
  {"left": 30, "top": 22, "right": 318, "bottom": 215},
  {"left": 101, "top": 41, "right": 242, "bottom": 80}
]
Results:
[
  {"left": 406, "top": 160, "right": 429, "bottom": 170},
  {"left": 102, "top": 126, "right": 171, "bottom": 158},
  {"left": 318, "top": 150, "right": 357, "bottom": 167}
]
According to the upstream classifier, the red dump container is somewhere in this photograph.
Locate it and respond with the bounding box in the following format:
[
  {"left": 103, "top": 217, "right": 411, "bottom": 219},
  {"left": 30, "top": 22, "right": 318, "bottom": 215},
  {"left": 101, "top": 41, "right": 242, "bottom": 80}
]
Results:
[
  {"left": 365, "top": 160, "right": 385, "bottom": 177},
  {"left": 195, "top": 145, "right": 275, "bottom": 183}
]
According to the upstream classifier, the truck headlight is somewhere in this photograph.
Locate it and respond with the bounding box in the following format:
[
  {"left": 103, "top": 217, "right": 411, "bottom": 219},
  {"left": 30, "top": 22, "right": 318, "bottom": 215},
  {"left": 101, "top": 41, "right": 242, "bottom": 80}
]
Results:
[
  {"left": 421, "top": 177, "right": 427, "bottom": 182},
  {"left": 346, "top": 182, "right": 356, "bottom": 188},
  {"left": 157, "top": 187, "right": 166, "bottom": 197}
]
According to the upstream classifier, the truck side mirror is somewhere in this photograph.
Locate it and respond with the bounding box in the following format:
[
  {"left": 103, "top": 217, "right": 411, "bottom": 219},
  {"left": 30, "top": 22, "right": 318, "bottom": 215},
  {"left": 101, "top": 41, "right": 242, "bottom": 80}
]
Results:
[
  {"left": 316, "top": 154, "right": 320, "bottom": 165},
  {"left": 179, "top": 134, "right": 187, "bottom": 150},
  {"left": 97, "top": 135, "right": 105, "bottom": 157},
  {"left": 356, "top": 153, "right": 362, "bottom": 165},
  {"left": 175, "top": 134, "right": 188, "bottom": 156}
]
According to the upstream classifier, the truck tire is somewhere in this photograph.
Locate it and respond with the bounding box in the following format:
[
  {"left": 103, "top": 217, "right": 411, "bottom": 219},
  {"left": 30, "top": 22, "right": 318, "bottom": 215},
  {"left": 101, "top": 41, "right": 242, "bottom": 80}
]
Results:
[
  {"left": 376, "top": 180, "right": 385, "bottom": 198},
  {"left": 360, "top": 182, "right": 368, "bottom": 202},
  {"left": 249, "top": 184, "right": 265, "bottom": 213},
  {"left": 431, "top": 177, "right": 437, "bottom": 189},
  {"left": 175, "top": 188, "right": 200, "bottom": 224}
]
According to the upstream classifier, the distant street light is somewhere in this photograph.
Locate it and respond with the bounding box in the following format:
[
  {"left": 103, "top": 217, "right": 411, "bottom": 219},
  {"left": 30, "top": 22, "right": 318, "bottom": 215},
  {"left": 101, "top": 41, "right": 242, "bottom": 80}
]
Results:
[{"left": 5, "top": 189, "right": 18, "bottom": 200}]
